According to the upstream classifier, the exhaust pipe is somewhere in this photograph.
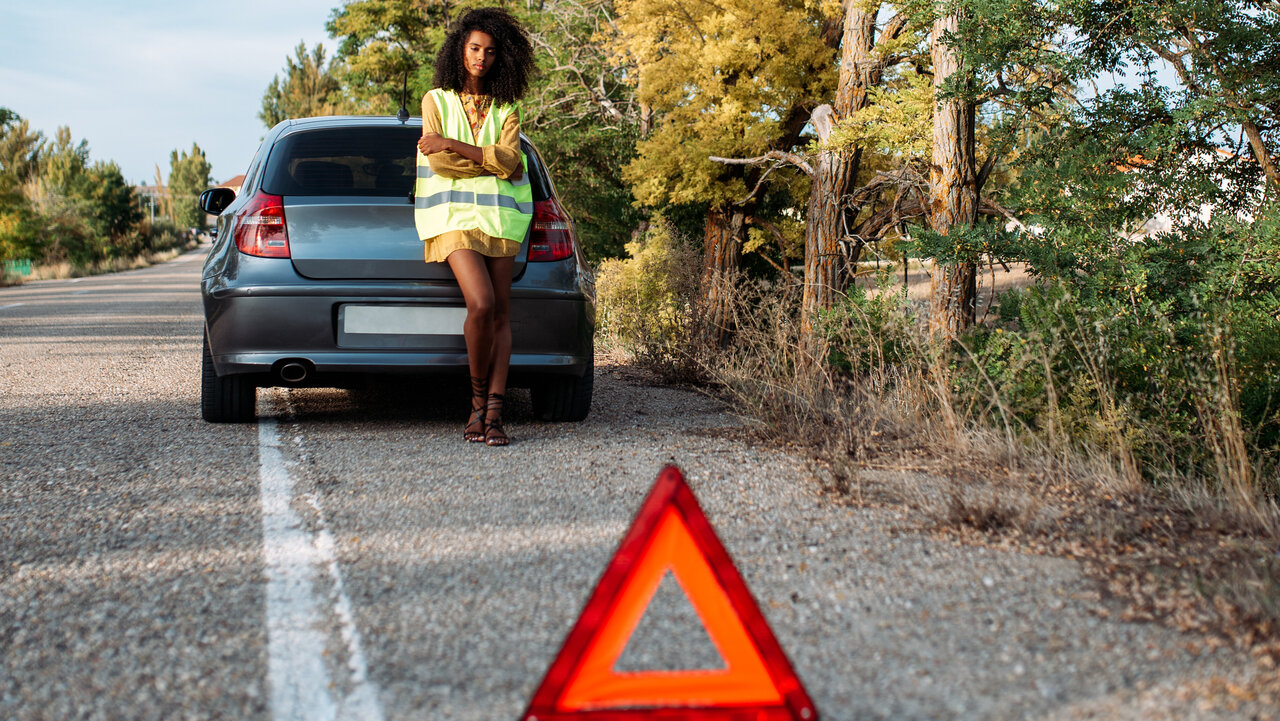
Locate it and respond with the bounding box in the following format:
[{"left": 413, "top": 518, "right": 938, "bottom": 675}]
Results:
[{"left": 277, "top": 361, "right": 310, "bottom": 383}]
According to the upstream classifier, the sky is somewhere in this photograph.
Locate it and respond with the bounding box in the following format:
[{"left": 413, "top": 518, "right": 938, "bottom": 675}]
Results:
[{"left": 1, "top": 1, "right": 342, "bottom": 185}]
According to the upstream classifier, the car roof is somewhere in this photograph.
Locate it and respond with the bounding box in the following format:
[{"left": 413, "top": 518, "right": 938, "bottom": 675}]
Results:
[
  {"left": 278, "top": 115, "right": 423, "bottom": 131},
  {"left": 269, "top": 115, "right": 535, "bottom": 146}
]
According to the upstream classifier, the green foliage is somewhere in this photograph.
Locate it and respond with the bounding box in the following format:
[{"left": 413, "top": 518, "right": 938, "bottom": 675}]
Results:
[
  {"left": 326, "top": 0, "right": 461, "bottom": 112},
  {"left": 84, "top": 161, "right": 142, "bottom": 244},
  {"left": 168, "top": 144, "right": 212, "bottom": 230},
  {"left": 822, "top": 67, "right": 934, "bottom": 160},
  {"left": 902, "top": 221, "right": 1022, "bottom": 266},
  {"left": 1065, "top": 0, "right": 1280, "bottom": 158},
  {"left": 0, "top": 110, "right": 196, "bottom": 273},
  {"left": 260, "top": 42, "right": 354, "bottom": 127},
  {"left": 0, "top": 110, "right": 43, "bottom": 195},
  {"left": 815, "top": 276, "right": 914, "bottom": 374},
  {"left": 528, "top": 122, "right": 642, "bottom": 261},
  {"left": 949, "top": 209, "right": 1280, "bottom": 480},
  {"left": 615, "top": 0, "right": 835, "bottom": 208},
  {"left": 0, "top": 119, "right": 147, "bottom": 266},
  {"left": 0, "top": 202, "right": 40, "bottom": 263},
  {"left": 42, "top": 126, "right": 91, "bottom": 196}
]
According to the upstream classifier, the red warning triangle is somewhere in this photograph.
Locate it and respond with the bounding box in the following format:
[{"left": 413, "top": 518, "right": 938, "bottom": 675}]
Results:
[{"left": 522, "top": 465, "right": 818, "bottom": 721}]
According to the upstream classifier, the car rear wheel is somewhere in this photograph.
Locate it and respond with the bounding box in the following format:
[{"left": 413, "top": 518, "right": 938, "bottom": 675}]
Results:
[
  {"left": 531, "top": 357, "right": 593, "bottom": 422},
  {"left": 201, "top": 335, "right": 256, "bottom": 423}
]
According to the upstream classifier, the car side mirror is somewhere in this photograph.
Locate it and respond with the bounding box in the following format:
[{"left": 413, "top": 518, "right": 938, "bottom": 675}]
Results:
[{"left": 200, "top": 188, "right": 236, "bottom": 215}]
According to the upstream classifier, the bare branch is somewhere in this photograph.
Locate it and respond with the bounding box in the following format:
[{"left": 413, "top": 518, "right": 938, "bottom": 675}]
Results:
[
  {"left": 981, "top": 198, "right": 1033, "bottom": 236},
  {"left": 877, "top": 13, "right": 910, "bottom": 47},
  {"left": 709, "top": 151, "right": 814, "bottom": 177},
  {"left": 975, "top": 153, "right": 998, "bottom": 195}
]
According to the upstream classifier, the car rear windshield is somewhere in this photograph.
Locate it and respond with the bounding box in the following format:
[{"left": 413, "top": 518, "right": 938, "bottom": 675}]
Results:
[
  {"left": 261, "top": 126, "right": 551, "bottom": 201},
  {"left": 261, "top": 127, "right": 420, "bottom": 197}
]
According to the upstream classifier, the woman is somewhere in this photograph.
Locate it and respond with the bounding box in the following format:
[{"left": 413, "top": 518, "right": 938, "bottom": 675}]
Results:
[{"left": 416, "top": 8, "right": 534, "bottom": 447}]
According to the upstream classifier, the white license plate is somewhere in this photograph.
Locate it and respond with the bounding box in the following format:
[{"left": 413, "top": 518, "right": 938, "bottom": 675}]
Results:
[{"left": 342, "top": 305, "right": 466, "bottom": 335}]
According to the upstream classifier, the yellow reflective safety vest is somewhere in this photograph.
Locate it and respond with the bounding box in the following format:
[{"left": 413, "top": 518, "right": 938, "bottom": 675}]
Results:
[{"left": 414, "top": 88, "right": 533, "bottom": 244}]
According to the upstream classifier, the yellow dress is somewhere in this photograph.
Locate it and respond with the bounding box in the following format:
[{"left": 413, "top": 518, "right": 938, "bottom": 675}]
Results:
[{"left": 420, "top": 92, "right": 525, "bottom": 263}]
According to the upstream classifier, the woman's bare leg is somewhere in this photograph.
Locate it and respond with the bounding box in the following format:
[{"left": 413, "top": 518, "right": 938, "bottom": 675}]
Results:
[
  {"left": 481, "top": 255, "right": 514, "bottom": 445},
  {"left": 484, "top": 254, "right": 514, "bottom": 397},
  {"left": 447, "top": 250, "right": 497, "bottom": 438}
]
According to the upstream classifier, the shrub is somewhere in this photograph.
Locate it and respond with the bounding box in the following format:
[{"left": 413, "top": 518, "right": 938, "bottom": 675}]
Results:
[
  {"left": 594, "top": 221, "right": 705, "bottom": 380},
  {"left": 814, "top": 276, "right": 914, "bottom": 375}
]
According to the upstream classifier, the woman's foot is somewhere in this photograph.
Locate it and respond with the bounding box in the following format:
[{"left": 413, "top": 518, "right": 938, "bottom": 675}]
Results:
[
  {"left": 484, "top": 392, "right": 509, "bottom": 446},
  {"left": 465, "top": 376, "right": 487, "bottom": 442}
]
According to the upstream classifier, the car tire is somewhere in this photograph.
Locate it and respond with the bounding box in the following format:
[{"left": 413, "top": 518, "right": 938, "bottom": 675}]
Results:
[
  {"left": 531, "top": 357, "right": 593, "bottom": 422},
  {"left": 201, "top": 334, "right": 256, "bottom": 423}
]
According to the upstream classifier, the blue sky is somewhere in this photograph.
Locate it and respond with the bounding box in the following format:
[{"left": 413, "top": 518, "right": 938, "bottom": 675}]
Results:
[{"left": 1, "top": 1, "right": 340, "bottom": 185}]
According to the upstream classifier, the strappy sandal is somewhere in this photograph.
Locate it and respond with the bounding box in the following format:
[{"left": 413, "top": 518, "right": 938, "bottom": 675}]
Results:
[
  {"left": 484, "top": 392, "right": 509, "bottom": 446},
  {"left": 464, "top": 376, "right": 487, "bottom": 442}
]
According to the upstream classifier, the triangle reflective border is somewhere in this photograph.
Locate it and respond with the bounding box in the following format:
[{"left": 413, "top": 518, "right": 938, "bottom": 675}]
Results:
[{"left": 521, "top": 465, "right": 818, "bottom": 721}]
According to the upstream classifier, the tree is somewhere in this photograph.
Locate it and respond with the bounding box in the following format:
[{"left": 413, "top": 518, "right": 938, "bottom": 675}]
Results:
[
  {"left": 42, "top": 126, "right": 91, "bottom": 197},
  {"left": 862, "top": 0, "right": 1071, "bottom": 336},
  {"left": 924, "top": 5, "right": 980, "bottom": 335},
  {"left": 802, "top": 3, "right": 914, "bottom": 327},
  {"left": 614, "top": 0, "right": 835, "bottom": 340},
  {"left": 168, "top": 143, "right": 212, "bottom": 229},
  {"left": 1068, "top": 0, "right": 1280, "bottom": 190},
  {"left": 260, "top": 42, "right": 353, "bottom": 127},
  {"left": 0, "top": 108, "right": 44, "bottom": 262},
  {"left": 326, "top": 0, "right": 456, "bottom": 112},
  {"left": 84, "top": 161, "right": 140, "bottom": 243},
  {"left": 0, "top": 108, "right": 44, "bottom": 195},
  {"left": 522, "top": 0, "right": 647, "bottom": 260}
]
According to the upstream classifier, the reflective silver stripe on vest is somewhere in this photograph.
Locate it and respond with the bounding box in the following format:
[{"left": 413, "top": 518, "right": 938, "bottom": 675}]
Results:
[
  {"left": 415, "top": 190, "right": 534, "bottom": 214},
  {"left": 416, "top": 164, "right": 532, "bottom": 187}
]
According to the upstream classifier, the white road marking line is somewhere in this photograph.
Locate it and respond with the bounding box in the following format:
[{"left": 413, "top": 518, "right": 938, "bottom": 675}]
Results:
[
  {"left": 259, "top": 412, "right": 385, "bottom": 721},
  {"left": 0, "top": 303, "right": 24, "bottom": 310},
  {"left": 307, "top": 496, "right": 383, "bottom": 717}
]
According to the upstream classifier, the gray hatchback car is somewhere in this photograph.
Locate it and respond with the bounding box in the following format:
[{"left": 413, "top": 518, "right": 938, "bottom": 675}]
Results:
[{"left": 198, "top": 115, "right": 595, "bottom": 423}]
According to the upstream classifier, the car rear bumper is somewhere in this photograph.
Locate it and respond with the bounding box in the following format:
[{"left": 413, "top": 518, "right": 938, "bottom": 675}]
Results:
[{"left": 204, "top": 289, "right": 594, "bottom": 382}]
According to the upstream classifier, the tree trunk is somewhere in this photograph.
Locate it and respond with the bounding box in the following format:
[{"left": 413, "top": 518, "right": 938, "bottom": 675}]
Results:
[
  {"left": 702, "top": 206, "right": 747, "bottom": 345},
  {"left": 801, "top": 4, "right": 881, "bottom": 329},
  {"left": 927, "top": 10, "right": 979, "bottom": 337},
  {"left": 803, "top": 146, "right": 858, "bottom": 324}
]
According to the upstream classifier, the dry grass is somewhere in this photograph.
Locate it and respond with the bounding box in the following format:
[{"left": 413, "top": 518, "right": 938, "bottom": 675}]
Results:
[
  {"left": 683, "top": 274, "right": 1280, "bottom": 663},
  {"left": 595, "top": 239, "right": 1280, "bottom": 657},
  {"left": 1, "top": 244, "right": 195, "bottom": 286}
]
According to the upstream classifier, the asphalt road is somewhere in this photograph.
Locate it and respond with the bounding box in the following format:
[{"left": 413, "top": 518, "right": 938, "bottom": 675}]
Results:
[{"left": 0, "top": 248, "right": 1270, "bottom": 721}]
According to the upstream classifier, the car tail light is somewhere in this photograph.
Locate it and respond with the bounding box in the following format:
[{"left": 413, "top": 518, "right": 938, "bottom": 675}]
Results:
[
  {"left": 234, "top": 192, "right": 290, "bottom": 258},
  {"left": 528, "top": 198, "right": 575, "bottom": 262}
]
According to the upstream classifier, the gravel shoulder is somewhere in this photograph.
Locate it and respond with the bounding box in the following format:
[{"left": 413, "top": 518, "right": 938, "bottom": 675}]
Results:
[{"left": 275, "top": 368, "right": 1272, "bottom": 721}]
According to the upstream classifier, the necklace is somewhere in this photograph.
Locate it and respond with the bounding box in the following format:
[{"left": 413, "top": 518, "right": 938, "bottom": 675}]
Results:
[{"left": 460, "top": 92, "right": 493, "bottom": 138}]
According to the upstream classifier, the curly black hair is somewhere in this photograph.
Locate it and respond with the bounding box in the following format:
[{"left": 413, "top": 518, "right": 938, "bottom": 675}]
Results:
[{"left": 433, "top": 8, "right": 534, "bottom": 108}]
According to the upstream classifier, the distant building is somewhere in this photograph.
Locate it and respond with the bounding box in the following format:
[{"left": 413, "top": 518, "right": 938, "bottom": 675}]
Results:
[
  {"left": 1123, "top": 148, "right": 1261, "bottom": 240},
  {"left": 216, "top": 174, "right": 245, "bottom": 196}
]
